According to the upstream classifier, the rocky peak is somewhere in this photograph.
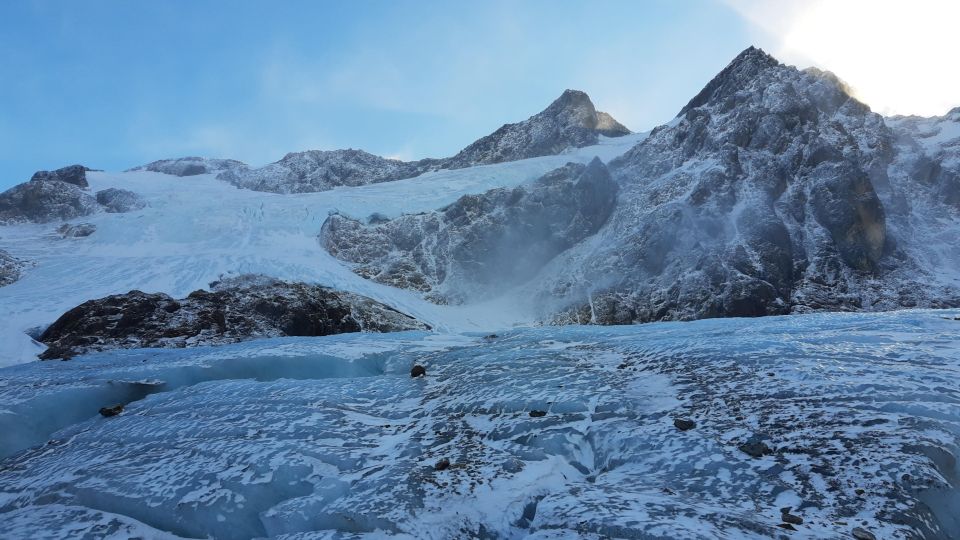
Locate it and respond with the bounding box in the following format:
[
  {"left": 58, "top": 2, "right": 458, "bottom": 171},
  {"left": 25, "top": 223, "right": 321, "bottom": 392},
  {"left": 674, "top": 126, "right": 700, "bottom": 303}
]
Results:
[
  {"left": 679, "top": 46, "right": 782, "bottom": 115},
  {"left": 443, "top": 90, "right": 629, "bottom": 169},
  {"left": 540, "top": 89, "right": 630, "bottom": 137}
]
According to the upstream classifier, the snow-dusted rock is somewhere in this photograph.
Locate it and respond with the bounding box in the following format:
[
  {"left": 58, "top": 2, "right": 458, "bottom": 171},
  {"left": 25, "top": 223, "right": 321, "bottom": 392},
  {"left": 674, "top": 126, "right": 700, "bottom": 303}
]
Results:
[
  {"left": 542, "top": 47, "right": 960, "bottom": 323},
  {"left": 218, "top": 149, "right": 423, "bottom": 194},
  {"left": 37, "top": 275, "right": 428, "bottom": 359},
  {"left": 0, "top": 179, "right": 100, "bottom": 224},
  {"left": 320, "top": 158, "right": 617, "bottom": 303},
  {"left": 318, "top": 47, "right": 960, "bottom": 323},
  {"left": 56, "top": 222, "right": 96, "bottom": 238},
  {"left": 219, "top": 90, "right": 629, "bottom": 193},
  {"left": 29, "top": 164, "right": 90, "bottom": 188},
  {"left": 886, "top": 107, "right": 960, "bottom": 210},
  {"left": 95, "top": 187, "right": 146, "bottom": 213},
  {"left": 129, "top": 157, "right": 248, "bottom": 177},
  {"left": 441, "top": 89, "right": 630, "bottom": 169},
  {"left": 0, "top": 249, "right": 27, "bottom": 287}
]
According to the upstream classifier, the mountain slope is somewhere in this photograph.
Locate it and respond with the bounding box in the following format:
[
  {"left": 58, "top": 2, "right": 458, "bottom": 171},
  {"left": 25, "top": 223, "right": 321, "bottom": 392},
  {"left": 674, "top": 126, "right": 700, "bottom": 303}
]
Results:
[
  {"left": 541, "top": 47, "right": 960, "bottom": 323},
  {"left": 320, "top": 158, "right": 618, "bottom": 304},
  {"left": 320, "top": 47, "right": 960, "bottom": 324}
]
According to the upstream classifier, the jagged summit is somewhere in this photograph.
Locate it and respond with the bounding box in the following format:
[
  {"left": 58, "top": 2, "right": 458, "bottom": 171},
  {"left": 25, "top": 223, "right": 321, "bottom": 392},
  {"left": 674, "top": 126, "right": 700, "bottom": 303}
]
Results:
[
  {"left": 541, "top": 89, "right": 630, "bottom": 136},
  {"left": 679, "top": 46, "right": 782, "bottom": 115}
]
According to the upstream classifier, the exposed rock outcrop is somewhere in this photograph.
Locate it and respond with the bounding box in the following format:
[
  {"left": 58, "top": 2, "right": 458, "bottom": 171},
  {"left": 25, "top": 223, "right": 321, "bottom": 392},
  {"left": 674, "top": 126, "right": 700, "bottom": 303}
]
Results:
[
  {"left": 37, "top": 275, "right": 428, "bottom": 359},
  {"left": 30, "top": 165, "right": 90, "bottom": 188},
  {"left": 0, "top": 249, "right": 27, "bottom": 287},
  {"left": 219, "top": 90, "right": 629, "bottom": 193},
  {"left": 95, "top": 188, "right": 146, "bottom": 213},
  {"left": 129, "top": 157, "right": 248, "bottom": 177},
  {"left": 218, "top": 149, "right": 423, "bottom": 194},
  {"left": 0, "top": 167, "right": 146, "bottom": 224},
  {"left": 56, "top": 223, "right": 96, "bottom": 238},
  {"left": 0, "top": 179, "right": 99, "bottom": 224},
  {"left": 320, "top": 158, "right": 617, "bottom": 303}
]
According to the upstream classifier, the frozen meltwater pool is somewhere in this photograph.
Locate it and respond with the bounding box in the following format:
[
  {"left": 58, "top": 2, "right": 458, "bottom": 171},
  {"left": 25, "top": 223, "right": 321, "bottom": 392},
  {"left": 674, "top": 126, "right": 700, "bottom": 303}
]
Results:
[{"left": 1, "top": 310, "right": 959, "bottom": 539}]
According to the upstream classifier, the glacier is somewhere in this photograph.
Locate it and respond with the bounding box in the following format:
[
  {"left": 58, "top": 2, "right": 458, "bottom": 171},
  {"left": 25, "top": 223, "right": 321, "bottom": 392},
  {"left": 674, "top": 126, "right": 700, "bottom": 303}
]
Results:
[
  {"left": 0, "top": 309, "right": 958, "bottom": 539},
  {"left": 0, "top": 133, "right": 646, "bottom": 367}
]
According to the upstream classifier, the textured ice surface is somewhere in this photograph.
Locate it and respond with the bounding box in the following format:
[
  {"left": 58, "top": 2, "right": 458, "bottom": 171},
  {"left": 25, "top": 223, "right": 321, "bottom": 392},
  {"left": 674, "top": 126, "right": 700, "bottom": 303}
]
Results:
[{"left": 1, "top": 310, "right": 958, "bottom": 539}]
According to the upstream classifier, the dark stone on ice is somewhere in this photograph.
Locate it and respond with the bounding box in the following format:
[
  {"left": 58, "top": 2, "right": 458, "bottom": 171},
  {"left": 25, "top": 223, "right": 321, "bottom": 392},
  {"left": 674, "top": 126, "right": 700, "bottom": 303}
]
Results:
[
  {"left": 99, "top": 404, "right": 124, "bottom": 417},
  {"left": 674, "top": 418, "right": 696, "bottom": 431},
  {"left": 411, "top": 365, "right": 426, "bottom": 378}
]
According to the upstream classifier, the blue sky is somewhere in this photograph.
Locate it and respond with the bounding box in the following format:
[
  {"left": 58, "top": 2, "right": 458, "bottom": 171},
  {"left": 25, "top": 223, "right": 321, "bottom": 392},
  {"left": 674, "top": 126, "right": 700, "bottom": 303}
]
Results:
[{"left": 0, "top": 1, "right": 839, "bottom": 188}]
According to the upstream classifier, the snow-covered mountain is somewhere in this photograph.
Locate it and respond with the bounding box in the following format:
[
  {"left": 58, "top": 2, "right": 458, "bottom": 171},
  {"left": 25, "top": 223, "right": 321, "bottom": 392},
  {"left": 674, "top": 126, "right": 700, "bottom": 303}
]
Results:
[
  {"left": 322, "top": 47, "right": 960, "bottom": 323},
  {"left": 1, "top": 45, "right": 960, "bottom": 539},
  {"left": 216, "top": 89, "right": 630, "bottom": 193}
]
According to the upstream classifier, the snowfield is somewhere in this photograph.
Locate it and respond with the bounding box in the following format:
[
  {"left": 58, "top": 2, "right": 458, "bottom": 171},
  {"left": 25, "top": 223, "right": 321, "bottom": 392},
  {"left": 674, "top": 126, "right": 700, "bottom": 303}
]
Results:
[
  {"left": 0, "top": 133, "right": 646, "bottom": 367},
  {"left": 0, "top": 310, "right": 958, "bottom": 538}
]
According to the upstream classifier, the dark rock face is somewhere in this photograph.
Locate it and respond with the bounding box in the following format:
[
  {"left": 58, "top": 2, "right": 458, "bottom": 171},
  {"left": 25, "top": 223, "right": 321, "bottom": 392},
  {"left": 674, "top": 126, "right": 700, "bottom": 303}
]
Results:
[
  {"left": 541, "top": 47, "right": 960, "bottom": 324},
  {"left": 30, "top": 165, "right": 89, "bottom": 188},
  {"left": 56, "top": 223, "right": 96, "bottom": 238},
  {"left": 0, "top": 249, "right": 27, "bottom": 287},
  {"left": 95, "top": 188, "right": 146, "bottom": 213},
  {"left": 37, "top": 275, "right": 428, "bottom": 360},
  {"left": 0, "top": 180, "right": 100, "bottom": 224},
  {"left": 129, "top": 157, "right": 248, "bottom": 177},
  {"left": 320, "top": 158, "right": 618, "bottom": 303},
  {"left": 219, "top": 90, "right": 629, "bottom": 194}
]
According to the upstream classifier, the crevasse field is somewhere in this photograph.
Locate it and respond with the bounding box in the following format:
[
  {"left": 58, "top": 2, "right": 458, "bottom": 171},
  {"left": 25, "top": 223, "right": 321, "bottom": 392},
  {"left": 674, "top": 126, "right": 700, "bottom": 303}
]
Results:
[{"left": 1, "top": 136, "right": 959, "bottom": 539}]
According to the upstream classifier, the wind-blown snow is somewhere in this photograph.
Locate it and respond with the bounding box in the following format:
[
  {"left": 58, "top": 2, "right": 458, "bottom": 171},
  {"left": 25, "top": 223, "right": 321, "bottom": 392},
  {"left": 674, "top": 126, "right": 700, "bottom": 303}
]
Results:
[
  {"left": 0, "top": 133, "right": 646, "bottom": 367},
  {"left": 0, "top": 310, "right": 957, "bottom": 538}
]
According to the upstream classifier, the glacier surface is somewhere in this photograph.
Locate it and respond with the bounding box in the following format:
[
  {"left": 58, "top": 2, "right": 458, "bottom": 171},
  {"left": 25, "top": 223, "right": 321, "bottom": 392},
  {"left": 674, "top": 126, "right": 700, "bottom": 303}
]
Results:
[
  {"left": 0, "top": 309, "right": 958, "bottom": 539},
  {"left": 0, "top": 133, "right": 646, "bottom": 367}
]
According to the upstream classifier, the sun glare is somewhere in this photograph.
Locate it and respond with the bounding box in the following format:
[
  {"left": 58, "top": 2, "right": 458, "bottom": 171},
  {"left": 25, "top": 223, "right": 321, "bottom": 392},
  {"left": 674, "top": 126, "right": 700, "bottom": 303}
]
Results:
[{"left": 727, "top": 0, "right": 960, "bottom": 117}]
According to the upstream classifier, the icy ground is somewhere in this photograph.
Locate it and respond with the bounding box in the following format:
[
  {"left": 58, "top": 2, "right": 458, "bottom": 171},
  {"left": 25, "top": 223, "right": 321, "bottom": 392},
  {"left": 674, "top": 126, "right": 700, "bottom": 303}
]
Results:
[
  {"left": 0, "top": 309, "right": 958, "bottom": 539},
  {"left": 0, "top": 134, "right": 646, "bottom": 367}
]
